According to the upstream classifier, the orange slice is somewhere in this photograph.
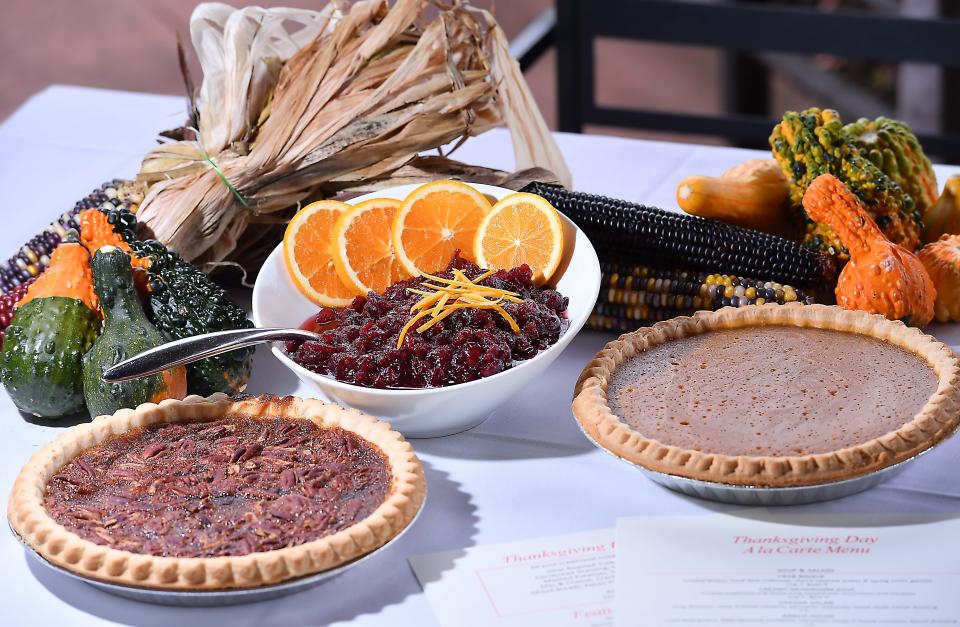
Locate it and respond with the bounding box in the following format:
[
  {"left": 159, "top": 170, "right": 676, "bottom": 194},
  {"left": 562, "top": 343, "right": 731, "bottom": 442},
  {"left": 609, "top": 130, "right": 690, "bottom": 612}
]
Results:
[
  {"left": 332, "top": 198, "right": 412, "bottom": 294},
  {"left": 473, "top": 192, "right": 564, "bottom": 284},
  {"left": 392, "top": 180, "right": 492, "bottom": 275},
  {"left": 283, "top": 200, "right": 359, "bottom": 306}
]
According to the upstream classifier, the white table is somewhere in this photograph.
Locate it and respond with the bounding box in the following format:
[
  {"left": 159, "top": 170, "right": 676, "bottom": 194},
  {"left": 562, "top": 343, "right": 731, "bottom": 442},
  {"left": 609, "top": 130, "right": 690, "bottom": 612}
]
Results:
[{"left": 2, "top": 86, "right": 959, "bottom": 627}]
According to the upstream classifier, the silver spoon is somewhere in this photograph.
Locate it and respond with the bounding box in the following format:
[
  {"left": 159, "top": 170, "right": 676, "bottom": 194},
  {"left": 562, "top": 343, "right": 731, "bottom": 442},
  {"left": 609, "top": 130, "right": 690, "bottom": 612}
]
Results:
[{"left": 101, "top": 328, "right": 322, "bottom": 382}]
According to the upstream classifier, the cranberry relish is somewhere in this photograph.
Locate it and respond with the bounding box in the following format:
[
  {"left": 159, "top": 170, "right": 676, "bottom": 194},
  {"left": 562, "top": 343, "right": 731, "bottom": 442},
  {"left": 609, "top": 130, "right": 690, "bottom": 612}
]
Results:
[{"left": 288, "top": 255, "right": 569, "bottom": 388}]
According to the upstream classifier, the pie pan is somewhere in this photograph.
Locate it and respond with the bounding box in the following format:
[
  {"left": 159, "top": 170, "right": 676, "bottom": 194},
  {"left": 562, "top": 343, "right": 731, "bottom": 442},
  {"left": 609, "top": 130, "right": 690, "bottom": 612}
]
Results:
[
  {"left": 573, "top": 304, "right": 960, "bottom": 499},
  {"left": 7, "top": 394, "right": 426, "bottom": 601},
  {"left": 11, "top": 502, "right": 423, "bottom": 606},
  {"left": 576, "top": 418, "right": 957, "bottom": 506}
]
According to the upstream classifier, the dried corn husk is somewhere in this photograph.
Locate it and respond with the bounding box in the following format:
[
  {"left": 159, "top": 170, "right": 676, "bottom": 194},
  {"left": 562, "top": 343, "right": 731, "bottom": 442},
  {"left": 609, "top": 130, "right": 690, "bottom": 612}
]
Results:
[{"left": 137, "top": 0, "right": 569, "bottom": 271}]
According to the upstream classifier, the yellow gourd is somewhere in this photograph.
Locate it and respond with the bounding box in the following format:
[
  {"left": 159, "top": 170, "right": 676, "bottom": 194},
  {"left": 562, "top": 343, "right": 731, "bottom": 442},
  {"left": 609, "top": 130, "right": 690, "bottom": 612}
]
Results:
[
  {"left": 676, "top": 159, "right": 795, "bottom": 238},
  {"left": 922, "top": 175, "right": 960, "bottom": 243}
]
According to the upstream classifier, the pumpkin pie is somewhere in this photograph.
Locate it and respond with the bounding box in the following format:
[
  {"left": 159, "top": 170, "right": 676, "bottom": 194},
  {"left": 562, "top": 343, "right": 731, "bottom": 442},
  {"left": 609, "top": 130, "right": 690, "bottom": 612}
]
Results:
[
  {"left": 573, "top": 304, "right": 960, "bottom": 487},
  {"left": 7, "top": 394, "right": 425, "bottom": 590}
]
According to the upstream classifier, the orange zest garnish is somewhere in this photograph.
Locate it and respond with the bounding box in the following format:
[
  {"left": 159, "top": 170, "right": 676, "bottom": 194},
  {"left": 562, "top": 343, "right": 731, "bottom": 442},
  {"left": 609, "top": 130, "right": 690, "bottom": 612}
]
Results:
[{"left": 396, "top": 270, "right": 523, "bottom": 348}]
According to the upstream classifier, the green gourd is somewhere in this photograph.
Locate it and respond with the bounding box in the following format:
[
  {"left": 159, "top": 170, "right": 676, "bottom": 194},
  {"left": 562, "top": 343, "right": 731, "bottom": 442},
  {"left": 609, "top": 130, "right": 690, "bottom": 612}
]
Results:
[
  {"left": 1, "top": 297, "right": 100, "bottom": 417},
  {"left": 82, "top": 247, "right": 186, "bottom": 417},
  {"left": 131, "top": 239, "right": 254, "bottom": 395}
]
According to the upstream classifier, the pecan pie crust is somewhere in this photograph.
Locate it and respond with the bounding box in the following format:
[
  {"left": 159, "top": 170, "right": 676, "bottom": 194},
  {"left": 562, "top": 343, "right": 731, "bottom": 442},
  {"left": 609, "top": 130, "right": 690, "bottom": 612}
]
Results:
[
  {"left": 8, "top": 394, "right": 426, "bottom": 590},
  {"left": 573, "top": 304, "right": 960, "bottom": 487}
]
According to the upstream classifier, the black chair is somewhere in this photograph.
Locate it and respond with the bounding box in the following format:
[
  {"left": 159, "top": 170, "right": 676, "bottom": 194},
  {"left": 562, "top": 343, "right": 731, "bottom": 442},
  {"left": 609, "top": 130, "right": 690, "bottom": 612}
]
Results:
[{"left": 514, "top": 0, "right": 960, "bottom": 162}]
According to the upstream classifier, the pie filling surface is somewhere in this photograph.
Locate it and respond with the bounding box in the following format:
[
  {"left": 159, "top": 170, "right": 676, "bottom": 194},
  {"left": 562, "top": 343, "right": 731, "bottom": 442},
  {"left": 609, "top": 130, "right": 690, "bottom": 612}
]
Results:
[
  {"left": 44, "top": 415, "right": 392, "bottom": 558},
  {"left": 607, "top": 326, "right": 938, "bottom": 457}
]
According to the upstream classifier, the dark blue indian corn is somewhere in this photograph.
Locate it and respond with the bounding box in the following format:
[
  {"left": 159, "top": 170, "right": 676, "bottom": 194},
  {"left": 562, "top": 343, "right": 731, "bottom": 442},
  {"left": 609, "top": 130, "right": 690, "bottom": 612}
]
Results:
[{"left": 521, "top": 182, "right": 835, "bottom": 288}]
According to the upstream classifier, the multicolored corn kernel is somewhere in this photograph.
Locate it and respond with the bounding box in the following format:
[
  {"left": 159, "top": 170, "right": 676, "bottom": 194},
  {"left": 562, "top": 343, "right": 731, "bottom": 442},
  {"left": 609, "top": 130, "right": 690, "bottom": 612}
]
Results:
[
  {"left": 0, "top": 180, "right": 140, "bottom": 294},
  {"left": 588, "top": 262, "right": 815, "bottom": 332},
  {"left": 0, "top": 277, "right": 36, "bottom": 345}
]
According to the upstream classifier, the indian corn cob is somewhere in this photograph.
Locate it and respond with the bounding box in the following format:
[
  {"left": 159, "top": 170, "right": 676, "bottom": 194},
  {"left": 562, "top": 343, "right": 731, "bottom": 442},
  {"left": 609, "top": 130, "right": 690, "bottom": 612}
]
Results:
[
  {"left": 590, "top": 262, "right": 815, "bottom": 332},
  {"left": 0, "top": 180, "right": 141, "bottom": 293},
  {"left": 521, "top": 182, "right": 834, "bottom": 288}
]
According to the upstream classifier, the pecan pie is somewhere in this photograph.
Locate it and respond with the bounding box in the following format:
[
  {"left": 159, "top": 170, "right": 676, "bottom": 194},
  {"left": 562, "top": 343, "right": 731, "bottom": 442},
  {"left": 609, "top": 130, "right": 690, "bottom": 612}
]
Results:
[
  {"left": 573, "top": 304, "right": 960, "bottom": 487},
  {"left": 8, "top": 394, "right": 425, "bottom": 590}
]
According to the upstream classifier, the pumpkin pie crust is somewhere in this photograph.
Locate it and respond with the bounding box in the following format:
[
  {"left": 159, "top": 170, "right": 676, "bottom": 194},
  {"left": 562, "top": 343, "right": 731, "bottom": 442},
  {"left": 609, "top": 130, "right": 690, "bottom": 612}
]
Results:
[
  {"left": 8, "top": 394, "right": 426, "bottom": 590},
  {"left": 573, "top": 304, "right": 960, "bottom": 487}
]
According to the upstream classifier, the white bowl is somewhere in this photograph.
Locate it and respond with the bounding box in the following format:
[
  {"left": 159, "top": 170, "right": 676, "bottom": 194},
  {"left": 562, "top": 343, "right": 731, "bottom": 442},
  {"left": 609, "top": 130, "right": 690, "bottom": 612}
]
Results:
[{"left": 252, "top": 183, "right": 600, "bottom": 437}]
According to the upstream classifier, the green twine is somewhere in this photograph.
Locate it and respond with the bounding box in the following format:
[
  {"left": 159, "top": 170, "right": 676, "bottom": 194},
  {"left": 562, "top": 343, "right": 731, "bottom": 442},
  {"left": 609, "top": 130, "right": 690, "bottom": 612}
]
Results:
[{"left": 203, "top": 154, "right": 251, "bottom": 210}]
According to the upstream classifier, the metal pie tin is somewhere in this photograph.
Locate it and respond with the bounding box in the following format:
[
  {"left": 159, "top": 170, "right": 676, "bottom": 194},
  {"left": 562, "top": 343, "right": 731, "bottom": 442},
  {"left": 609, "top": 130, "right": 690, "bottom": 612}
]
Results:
[
  {"left": 578, "top": 422, "right": 957, "bottom": 506},
  {"left": 12, "top": 494, "right": 424, "bottom": 606}
]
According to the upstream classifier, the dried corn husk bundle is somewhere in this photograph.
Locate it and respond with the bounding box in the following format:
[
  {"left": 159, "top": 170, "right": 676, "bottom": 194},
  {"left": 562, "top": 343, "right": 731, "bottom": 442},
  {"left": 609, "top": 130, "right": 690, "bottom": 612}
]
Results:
[{"left": 138, "top": 0, "right": 569, "bottom": 272}]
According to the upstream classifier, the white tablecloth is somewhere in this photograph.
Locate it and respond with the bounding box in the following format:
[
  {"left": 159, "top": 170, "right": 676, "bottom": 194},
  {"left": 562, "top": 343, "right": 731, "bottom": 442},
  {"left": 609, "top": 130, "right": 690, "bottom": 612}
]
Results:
[{"left": 2, "top": 86, "right": 959, "bottom": 627}]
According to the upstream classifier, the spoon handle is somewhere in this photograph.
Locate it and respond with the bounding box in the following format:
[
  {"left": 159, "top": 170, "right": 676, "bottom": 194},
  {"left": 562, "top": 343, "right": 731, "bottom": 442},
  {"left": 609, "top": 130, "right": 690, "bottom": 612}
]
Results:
[{"left": 101, "top": 328, "right": 322, "bottom": 382}]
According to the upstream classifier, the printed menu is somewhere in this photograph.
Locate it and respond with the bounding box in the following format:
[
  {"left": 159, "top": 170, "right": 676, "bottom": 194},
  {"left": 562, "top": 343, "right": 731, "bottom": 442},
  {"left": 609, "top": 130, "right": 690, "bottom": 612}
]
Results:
[
  {"left": 615, "top": 513, "right": 960, "bottom": 626},
  {"left": 409, "top": 528, "right": 616, "bottom": 627}
]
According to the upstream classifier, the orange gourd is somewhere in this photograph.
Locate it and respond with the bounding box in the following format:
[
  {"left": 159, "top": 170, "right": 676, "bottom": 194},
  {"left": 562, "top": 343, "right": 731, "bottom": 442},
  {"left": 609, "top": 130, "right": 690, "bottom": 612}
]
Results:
[
  {"left": 802, "top": 174, "right": 935, "bottom": 327},
  {"left": 78, "top": 209, "right": 150, "bottom": 268},
  {"left": 78, "top": 209, "right": 150, "bottom": 291},
  {"left": 918, "top": 234, "right": 960, "bottom": 322},
  {"left": 18, "top": 242, "right": 99, "bottom": 314}
]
